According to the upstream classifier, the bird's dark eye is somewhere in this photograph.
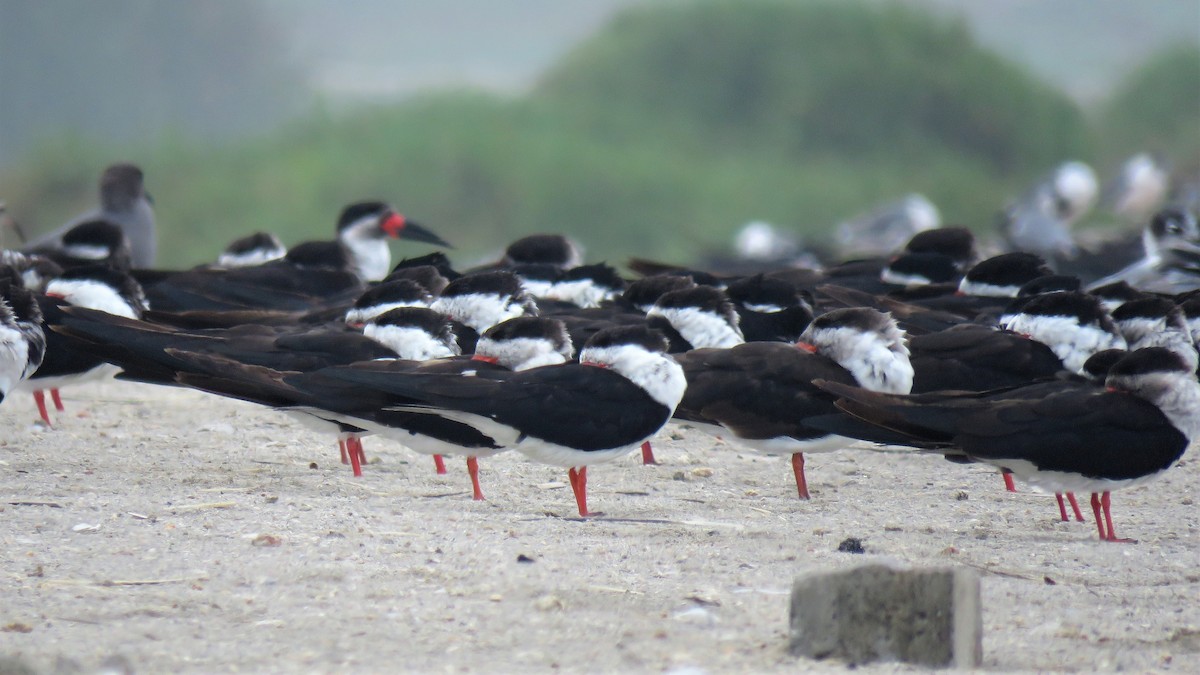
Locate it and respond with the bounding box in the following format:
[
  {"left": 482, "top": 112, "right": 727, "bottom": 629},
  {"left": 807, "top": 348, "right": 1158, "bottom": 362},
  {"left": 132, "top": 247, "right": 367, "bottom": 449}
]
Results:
[{"left": 1166, "top": 221, "right": 1182, "bottom": 234}]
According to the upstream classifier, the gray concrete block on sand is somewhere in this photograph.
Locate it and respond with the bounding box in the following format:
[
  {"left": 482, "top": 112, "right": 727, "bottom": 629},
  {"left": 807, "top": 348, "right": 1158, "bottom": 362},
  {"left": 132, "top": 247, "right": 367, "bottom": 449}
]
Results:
[{"left": 789, "top": 562, "right": 981, "bottom": 668}]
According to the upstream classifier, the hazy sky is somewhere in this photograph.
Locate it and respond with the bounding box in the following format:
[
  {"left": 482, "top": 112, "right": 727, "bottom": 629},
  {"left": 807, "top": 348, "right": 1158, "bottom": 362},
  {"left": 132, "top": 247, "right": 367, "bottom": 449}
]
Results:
[{"left": 275, "top": 0, "right": 1199, "bottom": 104}]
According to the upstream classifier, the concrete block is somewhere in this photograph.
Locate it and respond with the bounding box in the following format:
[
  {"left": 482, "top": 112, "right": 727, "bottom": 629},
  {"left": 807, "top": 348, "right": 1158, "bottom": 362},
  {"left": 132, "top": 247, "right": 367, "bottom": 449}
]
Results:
[{"left": 788, "top": 562, "right": 981, "bottom": 668}]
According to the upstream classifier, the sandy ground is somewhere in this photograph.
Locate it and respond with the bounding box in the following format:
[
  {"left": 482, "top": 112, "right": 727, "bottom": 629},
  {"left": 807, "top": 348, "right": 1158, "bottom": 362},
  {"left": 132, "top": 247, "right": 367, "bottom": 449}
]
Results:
[{"left": 1, "top": 380, "right": 1198, "bottom": 674}]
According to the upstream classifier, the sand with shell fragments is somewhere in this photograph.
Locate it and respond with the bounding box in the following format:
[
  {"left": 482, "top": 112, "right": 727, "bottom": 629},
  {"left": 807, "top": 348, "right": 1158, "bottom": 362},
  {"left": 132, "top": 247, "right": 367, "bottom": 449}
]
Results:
[{"left": 1, "top": 380, "right": 1198, "bottom": 674}]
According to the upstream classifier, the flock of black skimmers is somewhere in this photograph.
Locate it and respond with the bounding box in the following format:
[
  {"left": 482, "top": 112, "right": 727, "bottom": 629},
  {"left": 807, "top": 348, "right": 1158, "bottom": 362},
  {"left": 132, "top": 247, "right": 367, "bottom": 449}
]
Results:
[{"left": 2, "top": 159, "right": 1199, "bottom": 543}]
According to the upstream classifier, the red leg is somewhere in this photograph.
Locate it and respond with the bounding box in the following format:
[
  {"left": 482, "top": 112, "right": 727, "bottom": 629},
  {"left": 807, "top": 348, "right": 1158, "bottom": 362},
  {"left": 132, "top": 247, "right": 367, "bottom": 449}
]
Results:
[
  {"left": 50, "top": 388, "right": 65, "bottom": 411},
  {"left": 640, "top": 440, "right": 657, "bottom": 465},
  {"left": 1002, "top": 471, "right": 1016, "bottom": 492},
  {"left": 1090, "top": 493, "right": 1106, "bottom": 540},
  {"left": 568, "top": 466, "right": 592, "bottom": 517},
  {"left": 467, "top": 457, "right": 485, "bottom": 501},
  {"left": 1066, "top": 492, "right": 1084, "bottom": 522},
  {"left": 1055, "top": 493, "right": 1069, "bottom": 522},
  {"left": 354, "top": 438, "right": 367, "bottom": 466},
  {"left": 32, "top": 390, "right": 52, "bottom": 426},
  {"left": 433, "top": 454, "right": 447, "bottom": 475},
  {"left": 791, "top": 453, "right": 810, "bottom": 500},
  {"left": 339, "top": 439, "right": 349, "bottom": 465},
  {"left": 1100, "top": 492, "right": 1136, "bottom": 543},
  {"left": 346, "top": 437, "right": 363, "bottom": 478}
]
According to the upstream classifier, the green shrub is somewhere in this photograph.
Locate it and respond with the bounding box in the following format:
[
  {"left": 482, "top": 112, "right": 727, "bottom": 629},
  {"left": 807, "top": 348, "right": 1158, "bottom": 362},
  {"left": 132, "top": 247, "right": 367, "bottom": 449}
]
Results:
[{"left": 1097, "top": 44, "right": 1200, "bottom": 167}]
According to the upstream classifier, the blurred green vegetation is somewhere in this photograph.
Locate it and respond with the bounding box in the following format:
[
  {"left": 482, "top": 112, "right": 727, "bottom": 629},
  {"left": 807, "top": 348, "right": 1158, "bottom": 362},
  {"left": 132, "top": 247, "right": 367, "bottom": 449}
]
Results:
[
  {"left": 536, "top": 1, "right": 1088, "bottom": 173},
  {"left": 1, "top": 1, "right": 1196, "bottom": 268},
  {"left": 1095, "top": 44, "right": 1200, "bottom": 172}
]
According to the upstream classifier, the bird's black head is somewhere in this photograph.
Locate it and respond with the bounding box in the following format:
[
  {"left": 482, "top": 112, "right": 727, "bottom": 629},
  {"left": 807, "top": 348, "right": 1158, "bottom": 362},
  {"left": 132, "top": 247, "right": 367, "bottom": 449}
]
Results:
[
  {"left": 352, "top": 279, "right": 432, "bottom": 309},
  {"left": 1089, "top": 280, "right": 1147, "bottom": 308},
  {"left": 1015, "top": 291, "right": 1112, "bottom": 327},
  {"left": 806, "top": 306, "right": 895, "bottom": 335},
  {"left": 504, "top": 234, "right": 581, "bottom": 269},
  {"left": 903, "top": 226, "right": 976, "bottom": 264},
  {"left": 99, "top": 163, "right": 146, "bottom": 210},
  {"left": 370, "top": 306, "right": 455, "bottom": 336},
  {"left": 62, "top": 219, "right": 127, "bottom": 250},
  {"left": 285, "top": 241, "right": 351, "bottom": 270},
  {"left": 1108, "top": 346, "right": 1192, "bottom": 379},
  {"left": 963, "top": 252, "right": 1054, "bottom": 289},
  {"left": 390, "top": 252, "right": 459, "bottom": 280},
  {"left": 884, "top": 252, "right": 961, "bottom": 285},
  {"left": 483, "top": 316, "right": 573, "bottom": 357},
  {"left": 621, "top": 275, "right": 696, "bottom": 311},
  {"left": 1111, "top": 297, "right": 1183, "bottom": 326},
  {"left": 441, "top": 270, "right": 526, "bottom": 299},
  {"left": 224, "top": 231, "right": 284, "bottom": 256},
  {"left": 336, "top": 201, "right": 390, "bottom": 231},
  {"left": 1016, "top": 274, "right": 1081, "bottom": 298},
  {"left": 725, "top": 274, "right": 805, "bottom": 310},
  {"left": 512, "top": 263, "right": 564, "bottom": 285},
  {"left": 562, "top": 262, "right": 627, "bottom": 294},
  {"left": 1081, "top": 349, "right": 1127, "bottom": 381},
  {"left": 583, "top": 325, "right": 670, "bottom": 354},
  {"left": 382, "top": 265, "right": 450, "bottom": 295}
]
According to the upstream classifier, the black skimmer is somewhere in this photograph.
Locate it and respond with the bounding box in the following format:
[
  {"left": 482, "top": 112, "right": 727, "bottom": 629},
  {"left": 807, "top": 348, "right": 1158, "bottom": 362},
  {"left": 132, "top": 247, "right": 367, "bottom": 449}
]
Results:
[
  {"left": 1089, "top": 281, "right": 1149, "bottom": 314},
  {"left": 321, "top": 325, "right": 687, "bottom": 516},
  {"left": 819, "top": 226, "right": 979, "bottom": 297},
  {"left": 724, "top": 274, "right": 814, "bottom": 343},
  {"left": 0, "top": 270, "right": 46, "bottom": 405},
  {"left": 538, "top": 273, "right": 695, "bottom": 352},
  {"left": 818, "top": 347, "right": 1200, "bottom": 542},
  {"left": 217, "top": 232, "right": 287, "bottom": 268},
  {"left": 53, "top": 302, "right": 437, "bottom": 387},
  {"left": 277, "top": 316, "right": 576, "bottom": 496},
  {"left": 673, "top": 307, "right": 913, "bottom": 499},
  {"left": 541, "top": 275, "right": 698, "bottom": 465},
  {"left": 388, "top": 251, "right": 461, "bottom": 284},
  {"left": 540, "top": 262, "right": 627, "bottom": 309},
  {"left": 382, "top": 263, "right": 451, "bottom": 296},
  {"left": 1110, "top": 297, "right": 1199, "bottom": 372},
  {"left": 878, "top": 252, "right": 962, "bottom": 289},
  {"left": 501, "top": 233, "right": 584, "bottom": 269},
  {"left": 138, "top": 277, "right": 434, "bottom": 332},
  {"left": 341, "top": 279, "right": 435, "bottom": 328},
  {"left": 646, "top": 285, "right": 744, "bottom": 351},
  {"left": 22, "top": 163, "right": 156, "bottom": 267},
  {"left": 900, "top": 226, "right": 978, "bottom": 270},
  {"left": 140, "top": 201, "right": 449, "bottom": 312},
  {"left": 847, "top": 252, "right": 1054, "bottom": 324},
  {"left": 817, "top": 252, "right": 1047, "bottom": 335},
  {"left": 330, "top": 201, "right": 448, "bottom": 282},
  {"left": 809, "top": 346, "right": 1129, "bottom": 520},
  {"left": 993, "top": 274, "right": 1084, "bottom": 326},
  {"left": 430, "top": 270, "right": 539, "bottom": 335},
  {"left": 908, "top": 324, "right": 1066, "bottom": 394},
  {"left": 1001, "top": 291, "right": 1126, "bottom": 373},
  {"left": 15, "top": 265, "right": 147, "bottom": 424},
  {"left": 956, "top": 252, "right": 1056, "bottom": 299},
  {"left": 28, "top": 219, "right": 133, "bottom": 272},
  {"left": 60, "top": 304, "right": 464, "bottom": 476}
]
